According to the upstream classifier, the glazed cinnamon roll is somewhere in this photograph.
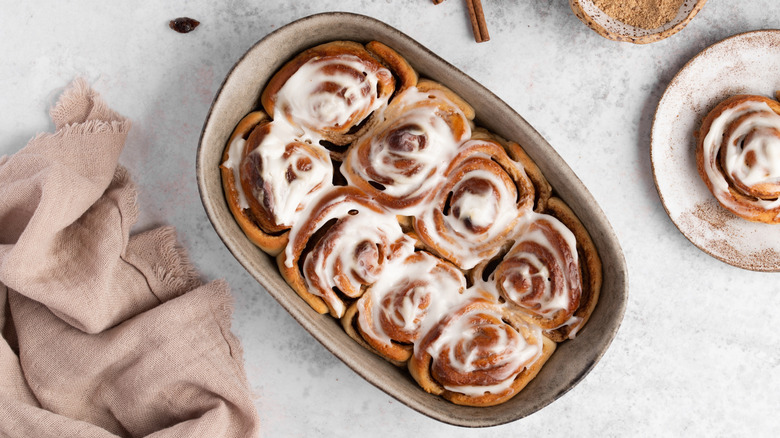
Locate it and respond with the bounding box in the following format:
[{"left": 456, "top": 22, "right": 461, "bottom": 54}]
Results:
[
  {"left": 696, "top": 94, "right": 780, "bottom": 223},
  {"left": 342, "top": 80, "right": 475, "bottom": 214},
  {"left": 408, "top": 295, "right": 556, "bottom": 407},
  {"left": 412, "top": 131, "right": 536, "bottom": 270},
  {"left": 261, "top": 41, "right": 416, "bottom": 150},
  {"left": 278, "top": 187, "right": 415, "bottom": 317},
  {"left": 341, "top": 250, "right": 467, "bottom": 364},
  {"left": 489, "top": 201, "right": 601, "bottom": 342},
  {"left": 221, "top": 111, "right": 333, "bottom": 255}
]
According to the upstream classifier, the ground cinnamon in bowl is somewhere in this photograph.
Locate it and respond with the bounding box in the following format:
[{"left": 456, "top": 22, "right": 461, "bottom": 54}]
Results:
[{"left": 593, "top": 0, "right": 685, "bottom": 29}]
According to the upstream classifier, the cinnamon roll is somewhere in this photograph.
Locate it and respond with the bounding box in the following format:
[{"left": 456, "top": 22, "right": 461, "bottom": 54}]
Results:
[
  {"left": 488, "top": 200, "right": 601, "bottom": 342},
  {"left": 278, "top": 187, "right": 416, "bottom": 317},
  {"left": 221, "top": 111, "right": 333, "bottom": 255},
  {"left": 261, "top": 41, "right": 416, "bottom": 150},
  {"left": 408, "top": 295, "right": 556, "bottom": 407},
  {"left": 696, "top": 94, "right": 780, "bottom": 224},
  {"left": 342, "top": 80, "right": 475, "bottom": 214},
  {"left": 341, "top": 250, "right": 467, "bottom": 364},
  {"left": 412, "top": 131, "right": 537, "bottom": 270}
]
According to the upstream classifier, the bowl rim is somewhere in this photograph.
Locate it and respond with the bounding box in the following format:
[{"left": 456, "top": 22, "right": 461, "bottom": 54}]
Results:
[
  {"left": 196, "top": 11, "right": 629, "bottom": 427},
  {"left": 569, "top": 0, "right": 709, "bottom": 44}
]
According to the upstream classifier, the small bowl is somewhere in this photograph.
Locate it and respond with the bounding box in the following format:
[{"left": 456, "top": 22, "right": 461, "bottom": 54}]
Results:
[
  {"left": 570, "top": 0, "right": 708, "bottom": 44},
  {"left": 196, "top": 12, "right": 628, "bottom": 427}
]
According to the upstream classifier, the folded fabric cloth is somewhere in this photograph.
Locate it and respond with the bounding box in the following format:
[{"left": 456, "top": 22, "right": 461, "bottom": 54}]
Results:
[{"left": 0, "top": 80, "right": 260, "bottom": 437}]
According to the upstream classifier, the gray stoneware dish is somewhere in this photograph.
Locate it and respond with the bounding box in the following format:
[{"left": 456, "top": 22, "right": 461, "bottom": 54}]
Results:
[{"left": 196, "top": 12, "right": 628, "bottom": 427}]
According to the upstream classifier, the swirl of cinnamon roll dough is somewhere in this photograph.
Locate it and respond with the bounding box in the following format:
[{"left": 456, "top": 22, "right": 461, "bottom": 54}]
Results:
[
  {"left": 412, "top": 132, "right": 538, "bottom": 270},
  {"left": 492, "top": 211, "right": 580, "bottom": 333},
  {"left": 489, "top": 199, "right": 601, "bottom": 342},
  {"left": 494, "top": 131, "right": 552, "bottom": 213},
  {"left": 341, "top": 250, "right": 467, "bottom": 364},
  {"left": 278, "top": 187, "right": 416, "bottom": 318},
  {"left": 342, "top": 80, "right": 475, "bottom": 214},
  {"left": 261, "top": 41, "right": 416, "bottom": 149},
  {"left": 696, "top": 94, "right": 780, "bottom": 223},
  {"left": 220, "top": 111, "right": 333, "bottom": 255},
  {"left": 408, "top": 295, "right": 556, "bottom": 407}
]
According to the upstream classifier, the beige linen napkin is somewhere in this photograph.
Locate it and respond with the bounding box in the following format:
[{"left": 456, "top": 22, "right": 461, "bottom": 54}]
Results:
[{"left": 0, "top": 80, "right": 260, "bottom": 437}]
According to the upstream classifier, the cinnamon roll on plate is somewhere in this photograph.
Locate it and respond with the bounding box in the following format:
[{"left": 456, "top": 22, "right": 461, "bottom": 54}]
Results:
[{"left": 696, "top": 94, "right": 780, "bottom": 224}]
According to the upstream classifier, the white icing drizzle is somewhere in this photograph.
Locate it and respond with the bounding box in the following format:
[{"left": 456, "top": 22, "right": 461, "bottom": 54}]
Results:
[
  {"left": 247, "top": 122, "right": 333, "bottom": 226},
  {"left": 444, "top": 381, "right": 521, "bottom": 398},
  {"left": 275, "top": 55, "right": 390, "bottom": 133},
  {"left": 502, "top": 213, "right": 578, "bottom": 318},
  {"left": 726, "top": 123, "right": 780, "bottom": 187},
  {"left": 418, "top": 157, "right": 525, "bottom": 270},
  {"left": 345, "top": 87, "right": 471, "bottom": 215},
  {"left": 426, "top": 304, "right": 543, "bottom": 396},
  {"left": 397, "top": 287, "right": 427, "bottom": 331},
  {"left": 702, "top": 100, "right": 780, "bottom": 212},
  {"left": 222, "top": 137, "right": 250, "bottom": 210},
  {"left": 451, "top": 190, "right": 494, "bottom": 229},
  {"left": 560, "top": 315, "right": 583, "bottom": 339},
  {"left": 286, "top": 191, "right": 414, "bottom": 317},
  {"left": 450, "top": 167, "right": 517, "bottom": 233},
  {"left": 356, "top": 251, "right": 467, "bottom": 347}
]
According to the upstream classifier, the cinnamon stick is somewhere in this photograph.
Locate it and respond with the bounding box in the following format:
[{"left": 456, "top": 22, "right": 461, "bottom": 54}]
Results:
[{"left": 466, "top": 0, "right": 489, "bottom": 43}]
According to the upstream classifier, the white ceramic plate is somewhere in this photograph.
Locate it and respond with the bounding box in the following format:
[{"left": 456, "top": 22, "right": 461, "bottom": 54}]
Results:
[{"left": 651, "top": 30, "right": 780, "bottom": 271}]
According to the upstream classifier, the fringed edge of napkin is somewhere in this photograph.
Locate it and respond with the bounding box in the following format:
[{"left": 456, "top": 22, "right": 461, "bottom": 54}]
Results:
[
  {"left": 124, "top": 224, "right": 204, "bottom": 305},
  {"left": 151, "top": 226, "right": 203, "bottom": 296},
  {"left": 31, "top": 78, "right": 131, "bottom": 143}
]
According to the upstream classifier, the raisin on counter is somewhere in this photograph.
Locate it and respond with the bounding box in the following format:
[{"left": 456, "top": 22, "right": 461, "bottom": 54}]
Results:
[{"left": 169, "top": 17, "right": 200, "bottom": 33}]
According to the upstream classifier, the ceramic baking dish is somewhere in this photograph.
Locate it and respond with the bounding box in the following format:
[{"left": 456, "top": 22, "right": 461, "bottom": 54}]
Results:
[{"left": 196, "top": 12, "right": 627, "bottom": 427}]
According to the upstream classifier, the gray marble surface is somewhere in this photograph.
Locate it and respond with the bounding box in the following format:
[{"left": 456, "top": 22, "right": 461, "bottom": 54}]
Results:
[{"left": 2, "top": 1, "right": 778, "bottom": 436}]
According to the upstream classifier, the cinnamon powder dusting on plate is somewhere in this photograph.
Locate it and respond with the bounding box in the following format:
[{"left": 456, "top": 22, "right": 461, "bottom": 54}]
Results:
[
  {"left": 592, "top": 0, "right": 685, "bottom": 29},
  {"left": 690, "top": 201, "right": 733, "bottom": 230}
]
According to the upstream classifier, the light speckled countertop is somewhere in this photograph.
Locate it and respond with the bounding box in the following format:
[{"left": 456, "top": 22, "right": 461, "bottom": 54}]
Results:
[{"left": 2, "top": 1, "right": 778, "bottom": 436}]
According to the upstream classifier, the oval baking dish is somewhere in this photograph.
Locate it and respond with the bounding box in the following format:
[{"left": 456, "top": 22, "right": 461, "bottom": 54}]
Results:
[{"left": 196, "top": 12, "right": 627, "bottom": 427}]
